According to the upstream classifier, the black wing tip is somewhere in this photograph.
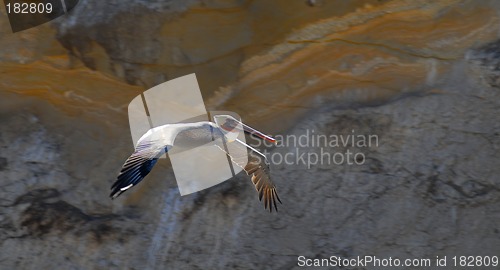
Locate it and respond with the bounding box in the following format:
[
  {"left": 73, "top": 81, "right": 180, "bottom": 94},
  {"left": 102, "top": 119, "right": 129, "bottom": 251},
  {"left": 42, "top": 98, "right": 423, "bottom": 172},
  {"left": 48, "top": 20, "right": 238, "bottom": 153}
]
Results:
[
  {"left": 109, "top": 179, "right": 125, "bottom": 199},
  {"left": 274, "top": 189, "right": 282, "bottom": 204},
  {"left": 110, "top": 156, "right": 159, "bottom": 200},
  {"left": 261, "top": 188, "right": 283, "bottom": 213}
]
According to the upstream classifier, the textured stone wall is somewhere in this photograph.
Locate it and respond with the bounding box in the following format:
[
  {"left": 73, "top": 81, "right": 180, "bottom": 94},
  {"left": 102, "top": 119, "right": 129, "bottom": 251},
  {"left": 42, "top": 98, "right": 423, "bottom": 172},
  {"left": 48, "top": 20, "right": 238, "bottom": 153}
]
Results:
[{"left": 0, "top": 1, "right": 499, "bottom": 269}]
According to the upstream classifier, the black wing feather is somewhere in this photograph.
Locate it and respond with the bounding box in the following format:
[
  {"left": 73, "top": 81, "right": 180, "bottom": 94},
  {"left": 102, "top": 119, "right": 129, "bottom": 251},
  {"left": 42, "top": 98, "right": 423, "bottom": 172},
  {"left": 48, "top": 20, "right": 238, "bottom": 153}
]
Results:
[
  {"left": 216, "top": 142, "right": 282, "bottom": 212},
  {"left": 110, "top": 141, "right": 166, "bottom": 199}
]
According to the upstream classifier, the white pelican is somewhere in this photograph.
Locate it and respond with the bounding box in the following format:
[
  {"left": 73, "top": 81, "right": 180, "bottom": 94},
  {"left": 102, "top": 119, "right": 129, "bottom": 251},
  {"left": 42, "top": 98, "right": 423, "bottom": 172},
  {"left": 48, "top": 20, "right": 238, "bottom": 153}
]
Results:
[{"left": 110, "top": 115, "right": 282, "bottom": 212}]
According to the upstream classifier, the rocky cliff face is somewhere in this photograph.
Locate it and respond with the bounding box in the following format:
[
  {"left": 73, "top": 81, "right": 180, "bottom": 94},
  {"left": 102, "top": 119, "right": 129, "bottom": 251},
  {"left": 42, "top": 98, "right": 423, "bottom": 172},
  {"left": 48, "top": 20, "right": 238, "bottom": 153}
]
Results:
[{"left": 0, "top": 1, "right": 499, "bottom": 269}]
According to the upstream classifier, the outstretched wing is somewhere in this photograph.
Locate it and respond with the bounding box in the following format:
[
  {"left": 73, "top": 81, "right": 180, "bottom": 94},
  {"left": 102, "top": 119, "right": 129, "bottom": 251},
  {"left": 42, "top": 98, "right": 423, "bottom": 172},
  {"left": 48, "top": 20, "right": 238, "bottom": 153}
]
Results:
[
  {"left": 110, "top": 140, "right": 167, "bottom": 199},
  {"left": 216, "top": 140, "right": 282, "bottom": 212}
]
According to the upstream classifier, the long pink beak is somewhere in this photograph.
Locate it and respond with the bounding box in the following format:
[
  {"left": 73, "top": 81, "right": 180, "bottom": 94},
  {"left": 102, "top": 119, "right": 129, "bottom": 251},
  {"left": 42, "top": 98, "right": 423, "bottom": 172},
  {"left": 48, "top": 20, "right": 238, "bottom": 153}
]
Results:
[{"left": 220, "top": 118, "right": 277, "bottom": 144}]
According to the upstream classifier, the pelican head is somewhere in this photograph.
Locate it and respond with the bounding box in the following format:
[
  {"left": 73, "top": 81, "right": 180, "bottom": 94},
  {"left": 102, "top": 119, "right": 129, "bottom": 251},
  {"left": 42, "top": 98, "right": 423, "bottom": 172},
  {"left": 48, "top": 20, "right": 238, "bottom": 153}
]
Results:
[{"left": 213, "top": 115, "right": 277, "bottom": 145}]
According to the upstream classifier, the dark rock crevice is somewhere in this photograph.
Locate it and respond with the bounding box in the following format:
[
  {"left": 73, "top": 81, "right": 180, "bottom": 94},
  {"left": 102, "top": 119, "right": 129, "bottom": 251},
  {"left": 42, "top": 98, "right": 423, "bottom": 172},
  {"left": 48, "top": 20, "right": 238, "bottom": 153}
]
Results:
[{"left": 7, "top": 189, "right": 127, "bottom": 244}]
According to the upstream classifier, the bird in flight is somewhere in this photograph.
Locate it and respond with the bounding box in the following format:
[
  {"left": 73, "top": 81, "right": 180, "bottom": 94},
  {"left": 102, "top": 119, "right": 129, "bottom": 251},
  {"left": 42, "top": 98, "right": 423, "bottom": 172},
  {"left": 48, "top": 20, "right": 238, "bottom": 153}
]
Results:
[{"left": 110, "top": 115, "right": 282, "bottom": 212}]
